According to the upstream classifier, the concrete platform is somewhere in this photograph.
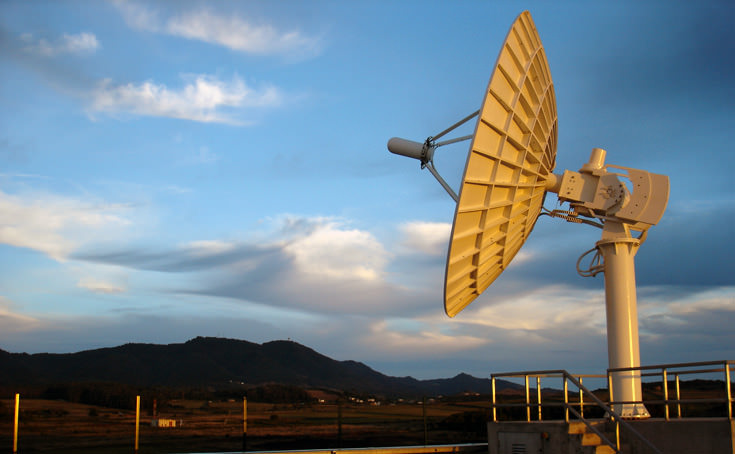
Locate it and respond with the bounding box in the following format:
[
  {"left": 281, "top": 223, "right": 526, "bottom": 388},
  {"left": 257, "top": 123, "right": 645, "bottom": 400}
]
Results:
[{"left": 488, "top": 418, "right": 734, "bottom": 454}]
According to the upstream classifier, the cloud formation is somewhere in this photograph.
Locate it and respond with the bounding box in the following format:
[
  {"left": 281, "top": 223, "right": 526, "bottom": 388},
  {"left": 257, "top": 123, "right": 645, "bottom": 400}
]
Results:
[
  {"left": 284, "top": 220, "right": 389, "bottom": 281},
  {"left": 21, "top": 32, "right": 100, "bottom": 56},
  {"left": 76, "top": 277, "right": 126, "bottom": 294},
  {"left": 76, "top": 216, "right": 428, "bottom": 316},
  {"left": 2, "top": 183, "right": 733, "bottom": 376},
  {"left": 363, "top": 318, "right": 488, "bottom": 357},
  {"left": 114, "top": 1, "right": 322, "bottom": 58},
  {"left": 1, "top": 19, "right": 288, "bottom": 125},
  {"left": 90, "top": 74, "right": 282, "bottom": 124},
  {"left": 0, "top": 190, "right": 131, "bottom": 261},
  {"left": 0, "top": 297, "right": 40, "bottom": 334},
  {"left": 167, "top": 10, "right": 322, "bottom": 57},
  {"left": 399, "top": 221, "right": 450, "bottom": 256}
]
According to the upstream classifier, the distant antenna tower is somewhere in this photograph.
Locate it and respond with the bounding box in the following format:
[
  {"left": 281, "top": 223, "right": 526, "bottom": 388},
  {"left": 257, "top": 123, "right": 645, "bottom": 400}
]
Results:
[{"left": 388, "top": 11, "right": 669, "bottom": 418}]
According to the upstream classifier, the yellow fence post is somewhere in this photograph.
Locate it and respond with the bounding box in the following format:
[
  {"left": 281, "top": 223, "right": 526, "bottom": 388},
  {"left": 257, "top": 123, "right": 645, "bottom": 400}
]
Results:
[
  {"left": 491, "top": 377, "right": 497, "bottom": 422},
  {"left": 725, "top": 362, "right": 732, "bottom": 420},
  {"left": 13, "top": 393, "right": 20, "bottom": 454},
  {"left": 524, "top": 375, "right": 530, "bottom": 422},
  {"left": 135, "top": 395, "right": 140, "bottom": 454},
  {"left": 536, "top": 376, "right": 542, "bottom": 421},
  {"left": 663, "top": 368, "right": 669, "bottom": 421},
  {"left": 579, "top": 377, "right": 584, "bottom": 419}
]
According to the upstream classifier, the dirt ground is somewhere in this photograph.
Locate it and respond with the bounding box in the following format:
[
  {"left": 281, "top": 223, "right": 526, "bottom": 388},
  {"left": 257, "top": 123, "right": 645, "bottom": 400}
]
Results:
[{"left": 0, "top": 398, "right": 489, "bottom": 453}]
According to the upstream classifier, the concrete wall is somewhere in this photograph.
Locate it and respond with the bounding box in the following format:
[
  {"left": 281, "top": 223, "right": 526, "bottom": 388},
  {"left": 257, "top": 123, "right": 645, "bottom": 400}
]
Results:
[
  {"left": 488, "top": 419, "right": 735, "bottom": 454},
  {"left": 622, "top": 418, "right": 734, "bottom": 454},
  {"left": 487, "top": 422, "right": 571, "bottom": 454}
]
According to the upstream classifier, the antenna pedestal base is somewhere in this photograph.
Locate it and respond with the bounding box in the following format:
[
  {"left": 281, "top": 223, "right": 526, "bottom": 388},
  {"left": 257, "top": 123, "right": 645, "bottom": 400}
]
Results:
[
  {"left": 614, "top": 403, "right": 651, "bottom": 420},
  {"left": 598, "top": 231, "right": 650, "bottom": 419}
]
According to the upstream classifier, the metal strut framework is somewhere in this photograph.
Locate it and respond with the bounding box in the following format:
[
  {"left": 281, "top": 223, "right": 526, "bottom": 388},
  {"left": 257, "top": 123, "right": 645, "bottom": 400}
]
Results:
[{"left": 387, "top": 110, "right": 479, "bottom": 202}]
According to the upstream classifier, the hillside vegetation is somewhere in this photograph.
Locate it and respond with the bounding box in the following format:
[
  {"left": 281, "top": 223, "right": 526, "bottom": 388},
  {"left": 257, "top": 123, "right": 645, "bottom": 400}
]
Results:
[{"left": 0, "top": 337, "right": 518, "bottom": 398}]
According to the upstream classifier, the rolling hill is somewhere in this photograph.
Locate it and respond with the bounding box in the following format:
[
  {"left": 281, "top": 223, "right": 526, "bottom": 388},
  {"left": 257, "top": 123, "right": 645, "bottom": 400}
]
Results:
[{"left": 0, "top": 337, "right": 518, "bottom": 397}]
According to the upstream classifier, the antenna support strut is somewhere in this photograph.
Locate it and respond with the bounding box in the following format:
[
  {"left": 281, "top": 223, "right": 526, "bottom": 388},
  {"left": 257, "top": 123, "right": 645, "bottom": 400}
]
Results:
[{"left": 387, "top": 110, "right": 479, "bottom": 203}]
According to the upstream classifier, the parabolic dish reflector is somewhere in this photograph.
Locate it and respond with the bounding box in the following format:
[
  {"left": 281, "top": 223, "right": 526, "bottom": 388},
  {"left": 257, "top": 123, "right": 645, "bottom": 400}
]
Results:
[{"left": 444, "top": 11, "right": 557, "bottom": 317}]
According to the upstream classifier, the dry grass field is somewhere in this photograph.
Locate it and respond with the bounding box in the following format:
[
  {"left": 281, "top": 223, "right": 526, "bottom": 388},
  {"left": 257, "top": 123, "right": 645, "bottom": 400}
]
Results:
[
  {"left": 2, "top": 381, "right": 729, "bottom": 453},
  {"left": 0, "top": 397, "right": 490, "bottom": 453}
]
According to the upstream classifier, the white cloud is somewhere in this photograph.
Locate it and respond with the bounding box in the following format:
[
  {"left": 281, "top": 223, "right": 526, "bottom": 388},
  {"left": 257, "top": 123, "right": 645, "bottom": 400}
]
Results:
[
  {"left": 21, "top": 32, "right": 100, "bottom": 56},
  {"left": 114, "top": 1, "right": 322, "bottom": 58},
  {"left": 77, "top": 278, "right": 126, "bottom": 294},
  {"left": 112, "top": 0, "right": 160, "bottom": 31},
  {"left": 284, "top": 220, "right": 389, "bottom": 281},
  {"left": 90, "top": 74, "right": 281, "bottom": 124},
  {"left": 61, "top": 33, "right": 100, "bottom": 54},
  {"left": 456, "top": 284, "right": 607, "bottom": 333},
  {"left": 0, "top": 190, "right": 131, "bottom": 261},
  {"left": 668, "top": 294, "right": 735, "bottom": 314},
  {"left": 639, "top": 286, "right": 735, "bottom": 334},
  {"left": 399, "top": 221, "right": 451, "bottom": 255},
  {"left": 167, "top": 10, "right": 321, "bottom": 57},
  {"left": 362, "top": 319, "right": 488, "bottom": 357},
  {"left": 0, "top": 296, "right": 40, "bottom": 333},
  {"left": 97, "top": 216, "right": 427, "bottom": 316}
]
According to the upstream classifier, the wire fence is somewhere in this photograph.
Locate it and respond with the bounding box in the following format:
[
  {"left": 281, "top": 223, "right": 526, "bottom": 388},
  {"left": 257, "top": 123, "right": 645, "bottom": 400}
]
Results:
[{"left": 2, "top": 394, "right": 490, "bottom": 454}]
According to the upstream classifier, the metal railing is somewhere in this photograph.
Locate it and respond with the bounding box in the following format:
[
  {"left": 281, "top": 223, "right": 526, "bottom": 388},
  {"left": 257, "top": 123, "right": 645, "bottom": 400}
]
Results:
[
  {"left": 490, "top": 369, "right": 659, "bottom": 453},
  {"left": 489, "top": 360, "right": 735, "bottom": 453},
  {"left": 607, "top": 360, "right": 734, "bottom": 420},
  {"left": 490, "top": 370, "right": 607, "bottom": 423}
]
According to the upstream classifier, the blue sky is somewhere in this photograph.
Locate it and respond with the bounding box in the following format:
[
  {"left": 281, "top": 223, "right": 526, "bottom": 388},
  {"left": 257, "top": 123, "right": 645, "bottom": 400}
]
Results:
[{"left": 1, "top": 1, "right": 733, "bottom": 380}]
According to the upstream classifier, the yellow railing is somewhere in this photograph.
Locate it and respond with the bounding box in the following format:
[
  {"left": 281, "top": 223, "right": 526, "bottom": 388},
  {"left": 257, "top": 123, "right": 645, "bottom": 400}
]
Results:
[
  {"left": 607, "top": 360, "right": 734, "bottom": 421},
  {"left": 490, "top": 369, "right": 659, "bottom": 453},
  {"left": 490, "top": 360, "right": 734, "bottom": 423},
  {"left": 490, "top": 370, "right": 606, "bottom": 423},
  {"left": 489, "top": 360, "right": 735, "bottom": 454}
]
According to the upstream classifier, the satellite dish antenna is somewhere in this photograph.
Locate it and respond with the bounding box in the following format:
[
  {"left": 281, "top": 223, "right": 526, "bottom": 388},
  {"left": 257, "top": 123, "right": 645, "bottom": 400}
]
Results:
[{"left": 388, "top": 11, "right": 669, "bottom": 419}]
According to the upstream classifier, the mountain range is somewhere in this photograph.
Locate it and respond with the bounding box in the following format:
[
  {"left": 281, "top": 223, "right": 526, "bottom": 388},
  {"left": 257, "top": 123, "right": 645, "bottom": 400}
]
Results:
[{"left": 0, "top": 337, "right": 518, "bottom": 397}]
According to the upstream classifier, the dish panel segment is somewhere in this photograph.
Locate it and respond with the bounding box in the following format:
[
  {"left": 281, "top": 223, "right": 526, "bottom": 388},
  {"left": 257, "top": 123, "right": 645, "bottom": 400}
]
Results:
[{"left": 444, "top": 11, "right": 557, "bottom": 317}]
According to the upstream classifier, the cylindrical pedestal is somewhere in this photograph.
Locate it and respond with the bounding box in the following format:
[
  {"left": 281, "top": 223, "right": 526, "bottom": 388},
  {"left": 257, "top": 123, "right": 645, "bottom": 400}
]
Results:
[{"left": 598, "top": 238, "right": 650, "bottom": 419}]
